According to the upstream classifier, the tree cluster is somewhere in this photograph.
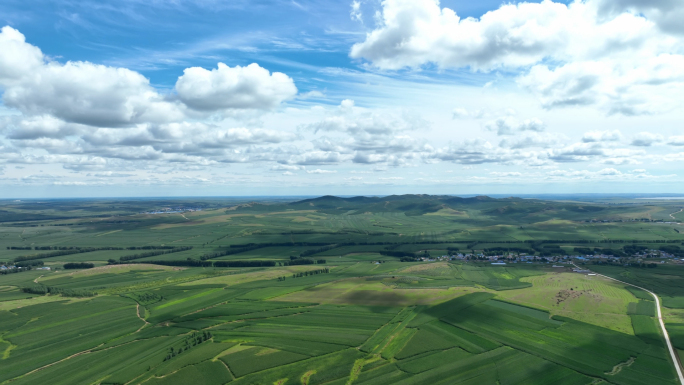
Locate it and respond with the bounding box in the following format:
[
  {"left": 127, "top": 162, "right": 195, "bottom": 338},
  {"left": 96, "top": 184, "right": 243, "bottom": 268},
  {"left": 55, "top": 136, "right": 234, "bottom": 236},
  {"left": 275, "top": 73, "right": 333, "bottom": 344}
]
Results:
[
  {"left": 15, "top": 260, "right": 44, "bottom": 268},
  {"left": 21, "top": 285, "right": 96, "bottom": 297},
  {"left": 213, "top": 260, "right": 276, "bottom": 267},
  {"left": 299, "top": 244, "right": 337, "bottom": 257},
  {"left": 119, "top": 247, "right": 193, "bottom": 262},
  {"left": 63, "top": 262, "right": 95, "bottom": 269},
  {"left": 163, "top": 331, "right": 212, "bottom": 361},
  {"left": 291, "top": 268, "right": 329, "bottom": 279}
]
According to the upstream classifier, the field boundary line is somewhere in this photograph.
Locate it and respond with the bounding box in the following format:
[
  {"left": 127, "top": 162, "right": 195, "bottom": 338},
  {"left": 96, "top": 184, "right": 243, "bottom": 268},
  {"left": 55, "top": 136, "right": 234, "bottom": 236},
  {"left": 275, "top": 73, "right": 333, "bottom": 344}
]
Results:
[
  {"left": 574, "top": 263, "right": 684, "bottom": 385},
  {"left": 8, "top": 343, "right": 105, "bottom": 382}
]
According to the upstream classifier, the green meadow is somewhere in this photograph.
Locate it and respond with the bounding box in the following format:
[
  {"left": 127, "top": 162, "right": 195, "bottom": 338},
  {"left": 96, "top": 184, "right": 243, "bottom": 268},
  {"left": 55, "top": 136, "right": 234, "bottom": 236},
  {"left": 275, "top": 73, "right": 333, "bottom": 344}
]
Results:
[{"left": 1, "top": 195, "right": 683, "bottom": 384}]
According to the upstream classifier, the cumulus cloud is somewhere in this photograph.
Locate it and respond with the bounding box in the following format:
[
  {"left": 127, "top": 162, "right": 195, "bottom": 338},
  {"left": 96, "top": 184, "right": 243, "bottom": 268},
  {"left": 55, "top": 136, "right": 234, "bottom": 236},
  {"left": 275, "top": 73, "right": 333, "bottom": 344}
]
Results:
[
  {"left": 582, "top": 130, "right": 622, "bottom": 143},
  {"left": 546, "top": 142, "right": 606, "bottom": 162},
  {"left": 484, "top": 117, "right": 545, "bottom": 135},
  {"left": 0, "top": 26, "right": 309, "bottom": 174},
  {"left": 351, "top": 0, "right": 574, "bottom": 70},
  {"left": 175, "top": 63, "right": 297, "bottom": 111},
  {"left": 631, "top": 132, "right": 664, "bottom": 146},
  {"left": 5, "top": 115, "right": 81, "bottom": 140},
  {"left": 304, "top": 99, "right": 427, "bottom": 137},
  {"left": 593, "top": 0, "right": 684, "bottom": 34},
  {"left": 490, "top": 171, "right": 522, "bottom": 177},
  {"left": 0, "top": 26, "right": 43, "bottom": 83},
  {"left": 0, "top": 26, "right": 298, "bottom": 131},
  {"left": 306, "top": 169, "right": 337, "bottom": 174},
  {"left": 280, "top": 151, "right": 348, "bottom": 166},
  {"left": 299, "top": 100, "right": 431, "bottom": 168},
  {"left": 499, "top": 132, "right": 565, "bottom": 149},
  {"left": 667, "top": 136, "right": 684, "bottom": 146},
  {"left": 351, "top": 0, "right": 684, "bottom": 115},
  {"left": 452, "top": 107, "right": 486, "bottom": 119},
  {"left": 432, "top": 139, "right": 521, "bottom": 165},
  {"left": 0, "top": 27, "right": 183, "bottom": 127}
]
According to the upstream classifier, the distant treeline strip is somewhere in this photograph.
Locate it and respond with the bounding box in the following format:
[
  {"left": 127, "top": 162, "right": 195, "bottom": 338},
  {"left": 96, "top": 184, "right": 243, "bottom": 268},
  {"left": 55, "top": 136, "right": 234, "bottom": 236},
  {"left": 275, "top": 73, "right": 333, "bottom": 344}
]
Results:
[
  {"left": 119, "top": 247, "right": 193, "bottom": 262},
  {"left": 21, "top": 285, "right": 96, "bottom": 297},
  {"left": 12, "top": 246, "right": 188, "bottom": 263},
  {"left": 13, "top": 247, "right": 121, "bottom": 262},
  {"left": 63, "top": 262, "right": 95, "bottom": 269},
  {"left": 379, "top": 251, "right": 417, "bottom": 258},
  {"left": 122, "top": 259, "right": 326, "bottom": 268},
  {"left": 197, "top": 239, "right": 683, "bottom": 261},
  {"left": 9, "top": 245, "right": 180, "bottom": 251},
  {"left": 198, "top": 242, "right": 338, "bottom": 261},
  {"left": 300, "top": 245, "right": 338, "bottom": 257},
  {"left": 15, "top": 260, "right": 45, "bottom": 268},
  {"left": 218, "top": 239, "right": 682, "bottom": 249}
]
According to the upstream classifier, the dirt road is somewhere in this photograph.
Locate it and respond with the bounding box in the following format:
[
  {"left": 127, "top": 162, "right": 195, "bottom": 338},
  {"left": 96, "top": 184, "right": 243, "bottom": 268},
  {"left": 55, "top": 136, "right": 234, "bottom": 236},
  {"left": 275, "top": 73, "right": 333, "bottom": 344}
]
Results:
[{"left": 575, "top": 263, "right": 684, "bottom": 384}]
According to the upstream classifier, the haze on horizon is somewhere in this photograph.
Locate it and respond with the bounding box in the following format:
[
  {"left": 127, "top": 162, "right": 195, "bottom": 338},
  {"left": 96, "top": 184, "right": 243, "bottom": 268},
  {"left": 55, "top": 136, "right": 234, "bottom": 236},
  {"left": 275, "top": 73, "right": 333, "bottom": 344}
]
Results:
[{"left": 1, "top": 0, "right": 684, "bottom": 198}]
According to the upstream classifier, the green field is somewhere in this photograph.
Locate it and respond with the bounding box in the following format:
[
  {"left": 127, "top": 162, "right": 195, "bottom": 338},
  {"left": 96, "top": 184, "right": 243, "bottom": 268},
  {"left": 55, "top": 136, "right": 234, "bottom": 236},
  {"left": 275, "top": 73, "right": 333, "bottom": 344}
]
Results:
[{"left": 1, "top": 195, "right": 683, "bottom": 383}]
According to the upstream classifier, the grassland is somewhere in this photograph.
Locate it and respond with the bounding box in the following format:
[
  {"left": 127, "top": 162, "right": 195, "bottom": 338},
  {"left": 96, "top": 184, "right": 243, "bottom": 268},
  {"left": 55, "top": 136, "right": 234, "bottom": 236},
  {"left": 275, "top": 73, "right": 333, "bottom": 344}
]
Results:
[{"left": 1, "top": 195, "right": 683, "bottom": 384}]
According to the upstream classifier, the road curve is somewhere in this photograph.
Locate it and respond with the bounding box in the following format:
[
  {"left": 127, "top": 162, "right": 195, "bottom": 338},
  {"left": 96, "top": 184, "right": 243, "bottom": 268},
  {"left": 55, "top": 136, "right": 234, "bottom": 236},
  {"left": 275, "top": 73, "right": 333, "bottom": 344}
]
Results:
[{"left": 574, "top": 263, "right": 684, "bottom": 385}]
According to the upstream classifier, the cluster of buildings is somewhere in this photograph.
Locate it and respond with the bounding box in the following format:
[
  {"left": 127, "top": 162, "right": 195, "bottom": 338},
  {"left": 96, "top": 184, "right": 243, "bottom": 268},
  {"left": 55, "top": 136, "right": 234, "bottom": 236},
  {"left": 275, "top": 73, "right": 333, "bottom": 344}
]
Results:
[
  {"left": 141, "top": 207, "right": 203, "bottom": 214},
  {"left": 441, "top": 249, "right": 679, "bottom": 265},
  {"left": 0, "top": 265, "right": 51, "bottom": 271}
]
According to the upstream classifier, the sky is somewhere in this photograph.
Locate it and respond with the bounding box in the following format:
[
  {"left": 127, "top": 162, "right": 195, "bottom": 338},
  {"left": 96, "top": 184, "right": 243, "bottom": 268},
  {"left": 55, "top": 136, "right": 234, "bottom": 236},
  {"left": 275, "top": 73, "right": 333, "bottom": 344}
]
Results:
[{"left": 0, "top": 0, "right": 683, "bottom": 198}]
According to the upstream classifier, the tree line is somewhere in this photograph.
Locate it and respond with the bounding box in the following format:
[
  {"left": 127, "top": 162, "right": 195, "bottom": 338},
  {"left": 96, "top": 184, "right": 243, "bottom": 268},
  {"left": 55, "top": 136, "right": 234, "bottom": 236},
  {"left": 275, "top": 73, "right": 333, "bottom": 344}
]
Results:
[
  {"left": 63, "top": 262, "right": 95, "bottom": 269},
  {"left": 9, "top": 245, "right": 180, "bottom": 252},
  {"left": 21, "top": 285, "right": 96, "bottom": 297},
  {"left": 117, "top": 258, "right": 326, "bottom": 268},
  {"left": 164, "top": 331, "right": 212, "bottom": 362},
  {"left": 119, "top": 246, "right": 193, "bottom": 262}
]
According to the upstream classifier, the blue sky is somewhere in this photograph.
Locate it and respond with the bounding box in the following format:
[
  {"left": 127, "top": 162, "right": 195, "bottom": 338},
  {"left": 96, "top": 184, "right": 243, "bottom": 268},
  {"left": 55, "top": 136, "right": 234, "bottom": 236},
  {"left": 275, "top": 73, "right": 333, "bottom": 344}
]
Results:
[{"left": 0, "top": 0, "right": 683, "bottom": 197}]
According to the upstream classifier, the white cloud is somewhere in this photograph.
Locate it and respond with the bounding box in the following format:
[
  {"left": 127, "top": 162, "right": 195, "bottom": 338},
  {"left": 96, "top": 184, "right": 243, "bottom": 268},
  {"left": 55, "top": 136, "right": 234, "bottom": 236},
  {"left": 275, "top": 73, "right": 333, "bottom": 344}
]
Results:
[
  {"left": 0, "top": 27, "right": 183, "bottom": 127},
  {"left": 433, "top": 139, "right": 521, "bottom": 165},
  {"left": 0, "top": 26, "right": 43, "bottom": 83},
  {"left": 499, "top": 132, "right": 565, "bottom": 149},
  {"left": 175, "top": 63, "right": 297, "bottom": 111},
  {"left": 306, "top": 169, "right": 337, "bottom": 174},
  {"left": 667, "top": 136, "right": 684, "bottom": 146},
  {"left": 304, "top": 99, "right": 427, "bottom": 136},
  {"left": 593, "top": 0, "right": 684, "bottom": 34},
  {"left": 484, "top": 117, "right": 545, "bottom": 135},
  {"left": 351, "top": 0, "right": 684, "bottom": 115},
  {"left": 5, "top": 115, "right": 80, "bottom": 140},
  {"left": 490, "top": 171, "right": 522, "bottom": 177},
  {"left": 270, "top": 164, "right": 302, "bottom": 171},
  {"left": 351, "top": 1, "right": 363, "bottom": 22},
  {"left": 582, "top": 130, "right": 622, "bottom": 143},
  {"left": 90, "top": 172, "right": 135, "bottom": 178},
  {"left": 452, "top": 107, "right": 486, "bottom": 119},
  {"left": 631, "top": 132, "right": 664, "bottom": 146}
]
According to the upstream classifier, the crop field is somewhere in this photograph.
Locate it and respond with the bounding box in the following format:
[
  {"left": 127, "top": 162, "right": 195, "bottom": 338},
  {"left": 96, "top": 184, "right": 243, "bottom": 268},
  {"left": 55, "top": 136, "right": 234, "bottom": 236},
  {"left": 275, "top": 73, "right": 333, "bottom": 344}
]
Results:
[{"left": 1, "top": 195, "right": 683, "bottom": 383}]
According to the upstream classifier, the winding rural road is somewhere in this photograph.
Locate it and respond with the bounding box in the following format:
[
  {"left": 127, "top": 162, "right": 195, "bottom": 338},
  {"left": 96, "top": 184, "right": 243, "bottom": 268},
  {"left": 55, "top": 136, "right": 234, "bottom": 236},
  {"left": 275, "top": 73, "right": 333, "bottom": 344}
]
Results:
[
  {"left": 574, "top": 263, "right": 684, "bottom": 384},
  {"left": 671, "top": 208, "right": 683, "bottom": 222}
]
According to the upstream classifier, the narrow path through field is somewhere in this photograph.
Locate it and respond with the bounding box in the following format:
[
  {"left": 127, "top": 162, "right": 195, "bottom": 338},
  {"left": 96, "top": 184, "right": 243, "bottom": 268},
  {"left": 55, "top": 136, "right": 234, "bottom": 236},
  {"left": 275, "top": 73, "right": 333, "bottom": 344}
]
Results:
[
  {"left": 135, "top": 303, "right": 149, "bottom": 332},
  {"left": 670, "top": 208, "right": 683, "bottom": 222},
  {"left": 574, "top": 263, "right": 684, "bottom": 385},
  {"left": 33, "top": 275, "right": 43, "bottom": 284},
  {"left": 17, "top": 343, "right": 105, "bottom": 379}
]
